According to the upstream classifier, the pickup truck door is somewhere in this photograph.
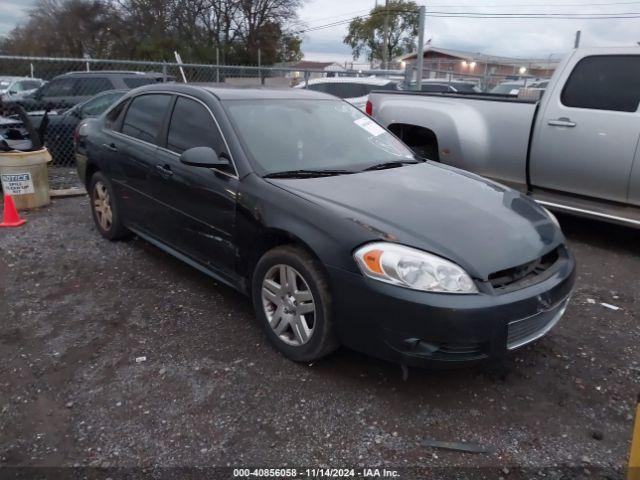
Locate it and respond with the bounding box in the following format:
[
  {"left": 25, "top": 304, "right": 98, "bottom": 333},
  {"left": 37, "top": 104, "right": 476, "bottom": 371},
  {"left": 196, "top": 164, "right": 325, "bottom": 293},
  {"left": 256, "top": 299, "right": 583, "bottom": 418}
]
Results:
[{"left": 530, "top": 54, "right": 640, "bottom": 203}]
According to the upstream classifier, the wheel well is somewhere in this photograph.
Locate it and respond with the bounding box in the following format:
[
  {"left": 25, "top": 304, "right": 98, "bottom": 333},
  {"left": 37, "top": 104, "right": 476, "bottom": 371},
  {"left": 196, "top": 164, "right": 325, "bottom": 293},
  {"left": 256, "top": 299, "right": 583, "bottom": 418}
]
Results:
[
  {"left": 84, "top": 162, "right": 99, "bottom": 190},
  {"left": 243, "top": 229, "right": 324, "bottom": 287},
  {"left": 388, "top": 123, "right": 440, "bottom": 161}
]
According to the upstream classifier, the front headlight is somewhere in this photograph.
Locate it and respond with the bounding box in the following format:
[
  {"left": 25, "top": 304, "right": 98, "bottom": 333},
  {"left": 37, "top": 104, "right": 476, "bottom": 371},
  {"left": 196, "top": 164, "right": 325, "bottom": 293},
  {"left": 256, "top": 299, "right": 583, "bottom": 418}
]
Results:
[{"left": 354, "top": 242, "right": 478, "bottom": 294}]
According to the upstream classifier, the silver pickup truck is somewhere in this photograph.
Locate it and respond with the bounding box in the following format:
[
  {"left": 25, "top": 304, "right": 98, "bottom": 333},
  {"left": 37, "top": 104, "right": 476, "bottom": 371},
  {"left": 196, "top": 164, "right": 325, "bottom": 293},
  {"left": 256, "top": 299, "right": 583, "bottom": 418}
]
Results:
[{"left": 369, "top": 47, "right": 640, "bottom": 227}]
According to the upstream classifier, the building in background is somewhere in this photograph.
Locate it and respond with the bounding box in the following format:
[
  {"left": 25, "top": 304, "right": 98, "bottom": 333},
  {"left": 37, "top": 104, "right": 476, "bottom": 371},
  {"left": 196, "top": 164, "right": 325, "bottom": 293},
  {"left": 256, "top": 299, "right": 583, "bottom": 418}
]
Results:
[{"left": 398, "top": 46, "right": 560, "bottom": 88}]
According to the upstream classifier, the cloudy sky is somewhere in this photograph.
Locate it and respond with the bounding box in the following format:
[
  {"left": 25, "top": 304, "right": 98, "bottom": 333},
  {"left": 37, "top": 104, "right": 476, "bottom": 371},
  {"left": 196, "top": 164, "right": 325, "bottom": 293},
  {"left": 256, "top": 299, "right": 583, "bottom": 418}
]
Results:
[{"left": 1, "top": 0, "right": 639, "bottom": 62}]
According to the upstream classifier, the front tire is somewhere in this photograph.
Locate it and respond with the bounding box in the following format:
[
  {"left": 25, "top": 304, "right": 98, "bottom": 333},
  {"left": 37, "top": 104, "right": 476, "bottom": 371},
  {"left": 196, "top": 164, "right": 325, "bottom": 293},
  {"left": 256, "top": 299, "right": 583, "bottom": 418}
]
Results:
[
  {"left": 89, "top": 172, "right": 129, "bottom": 240},
  {"left": 252, "top": 245, "right": 339, "bottom": 362}
]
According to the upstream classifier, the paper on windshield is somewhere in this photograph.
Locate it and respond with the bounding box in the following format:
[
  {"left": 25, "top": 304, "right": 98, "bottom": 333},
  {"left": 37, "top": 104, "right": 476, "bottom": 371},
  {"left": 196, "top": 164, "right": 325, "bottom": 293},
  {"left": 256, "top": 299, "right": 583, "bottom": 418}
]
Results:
[{"left": 354, "top": 117, "right": 385, "bottom": 137}]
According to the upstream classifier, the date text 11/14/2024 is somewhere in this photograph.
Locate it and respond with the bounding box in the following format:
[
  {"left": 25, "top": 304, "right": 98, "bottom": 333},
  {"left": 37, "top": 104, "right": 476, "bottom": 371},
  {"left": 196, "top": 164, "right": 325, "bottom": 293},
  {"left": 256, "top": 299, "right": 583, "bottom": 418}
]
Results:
[{"left": 232, "top": 468, "right": 400, "bottom": 478}]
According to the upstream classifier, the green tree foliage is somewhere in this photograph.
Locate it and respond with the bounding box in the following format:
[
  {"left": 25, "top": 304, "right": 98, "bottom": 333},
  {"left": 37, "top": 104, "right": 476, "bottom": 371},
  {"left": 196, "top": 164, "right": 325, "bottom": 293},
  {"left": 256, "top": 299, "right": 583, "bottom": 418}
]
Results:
[
  {"left": 0, "top": 0, "right": 304, "bottom": 64},
  {"left": 343, "top": 0, "right": 419, "bottom": 63}
]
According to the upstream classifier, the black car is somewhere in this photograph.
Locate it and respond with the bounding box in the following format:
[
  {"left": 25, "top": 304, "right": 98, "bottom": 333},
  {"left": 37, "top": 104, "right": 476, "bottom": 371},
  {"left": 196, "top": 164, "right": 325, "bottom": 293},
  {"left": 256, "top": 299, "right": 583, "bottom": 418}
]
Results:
[
  {"left": 76, "top": 84, "right": 575, "bottom": 367},
  {"left": 15, "top": 71, "right": 168, "bottom": 112},
  {"left": 28, "top": 90, "right": 126, "bottom": 165}
]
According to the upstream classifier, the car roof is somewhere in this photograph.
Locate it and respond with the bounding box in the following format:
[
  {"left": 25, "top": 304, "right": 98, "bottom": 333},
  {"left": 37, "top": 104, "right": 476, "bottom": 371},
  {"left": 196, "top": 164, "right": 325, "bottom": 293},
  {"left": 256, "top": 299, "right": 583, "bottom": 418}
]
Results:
[
  {"left": 301, "top": 76, "right": 395, "bottom": 86},
  {"left": 130, "top": 83, "right": 336, "bottom": 101},
  {"left": 59, "top": 71, "right": 165, "bottom": 78},
  {"left": 0, "top": 76, "right": 41, "bottom": 82}
]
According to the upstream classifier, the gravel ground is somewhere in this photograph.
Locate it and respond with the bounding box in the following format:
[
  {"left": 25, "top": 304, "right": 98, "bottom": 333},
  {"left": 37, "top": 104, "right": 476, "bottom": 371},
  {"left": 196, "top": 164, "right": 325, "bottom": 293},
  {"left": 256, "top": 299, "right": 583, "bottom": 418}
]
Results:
[{"left": 0, "top": 196, "right": 638, "bottom": 478}]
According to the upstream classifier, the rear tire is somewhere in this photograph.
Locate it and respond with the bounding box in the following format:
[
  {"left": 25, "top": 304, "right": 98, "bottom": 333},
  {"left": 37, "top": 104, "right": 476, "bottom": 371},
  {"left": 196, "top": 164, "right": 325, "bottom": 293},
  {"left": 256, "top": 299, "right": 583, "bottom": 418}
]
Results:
[
  {"left": 252, "top": 245, "right": 339, "bottom": 362},
  {"left": 89, "top": 172, "right": 129, "bottom": 240}
]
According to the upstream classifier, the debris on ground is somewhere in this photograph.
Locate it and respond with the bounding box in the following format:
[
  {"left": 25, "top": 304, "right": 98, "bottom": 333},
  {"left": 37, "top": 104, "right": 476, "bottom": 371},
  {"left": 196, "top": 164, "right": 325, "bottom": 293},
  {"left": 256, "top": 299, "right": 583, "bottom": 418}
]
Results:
[
  {"left": 600, "top": 302, "right": 621, "bottom": 311},
  {"left": 421, "top": 439, "right": 494, "bottom": 454}
]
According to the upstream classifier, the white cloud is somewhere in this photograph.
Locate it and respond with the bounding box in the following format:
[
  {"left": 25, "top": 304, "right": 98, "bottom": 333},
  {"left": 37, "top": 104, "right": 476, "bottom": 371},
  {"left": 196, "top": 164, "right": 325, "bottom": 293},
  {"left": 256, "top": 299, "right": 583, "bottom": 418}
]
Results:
[{"left": 299, "top": 0, "right": 640, "bottom": 61}]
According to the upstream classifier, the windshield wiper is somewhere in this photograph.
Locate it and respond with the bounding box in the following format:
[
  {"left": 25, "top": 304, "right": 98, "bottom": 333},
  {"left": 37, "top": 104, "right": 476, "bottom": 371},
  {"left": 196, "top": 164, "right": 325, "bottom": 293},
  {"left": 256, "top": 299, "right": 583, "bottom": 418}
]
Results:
[
  {"left": 263, "top": 169, "right": 354, "bottom": 179},
  {"left": 363, "top": 159, "right": 421, "bottom": 171}
]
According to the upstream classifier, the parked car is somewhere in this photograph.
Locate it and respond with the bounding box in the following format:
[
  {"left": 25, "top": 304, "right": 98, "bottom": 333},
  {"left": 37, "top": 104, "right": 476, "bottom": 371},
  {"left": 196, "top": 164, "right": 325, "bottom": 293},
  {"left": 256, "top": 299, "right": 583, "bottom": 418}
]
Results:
[
  {"left": 0, "top": 77, "right": 45, "bottom": 103},
  {"left": 489, "top": 81, "right": 527, "bottom": 96},
  {"left": 295, "top": 77, "right": 398, "bottom": 110},
  {"left": 76, "top": 84, "right": 575, "bottom": 367},
  {"left": 369, "top": 47, "right": 640, "bottom": 228},
  {"left": 27, "top": 90, "right": 126, "bottom": 165},
  {"left": 14, "top": 70, "right": 169, "bottom": 112}
]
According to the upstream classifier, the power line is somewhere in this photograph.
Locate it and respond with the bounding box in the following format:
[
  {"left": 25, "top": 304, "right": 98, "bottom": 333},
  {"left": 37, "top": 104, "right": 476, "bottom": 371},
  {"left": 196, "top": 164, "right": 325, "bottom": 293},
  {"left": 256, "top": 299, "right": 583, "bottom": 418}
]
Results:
[
  {"left": 294, "top": 7, "right": 640, "bottom": 35},
  {"left": 296, "top": 1, "right": 640, "bottom": 31}
]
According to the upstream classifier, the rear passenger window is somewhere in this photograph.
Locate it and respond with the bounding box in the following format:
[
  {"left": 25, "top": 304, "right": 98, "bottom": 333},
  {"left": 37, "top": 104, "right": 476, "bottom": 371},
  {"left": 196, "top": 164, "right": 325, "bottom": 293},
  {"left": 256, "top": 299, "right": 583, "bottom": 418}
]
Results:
[
  {"left": 76, "top": 77, "right": 113, "bottom": 96},
  {"left": 561, "top": 55, "right": 640, "bottom": 112},
  {"left": 122, "top": 94, "right": 171, "bottom": 143},
  {"left": 166, "top": 97, "right": 224, "bottom": 155},
  {"left": 41, "top": 78, "right": 76, "bottom": 97},
  {"left": 105, "top": 100, "right": 129, "bottom": 130}
]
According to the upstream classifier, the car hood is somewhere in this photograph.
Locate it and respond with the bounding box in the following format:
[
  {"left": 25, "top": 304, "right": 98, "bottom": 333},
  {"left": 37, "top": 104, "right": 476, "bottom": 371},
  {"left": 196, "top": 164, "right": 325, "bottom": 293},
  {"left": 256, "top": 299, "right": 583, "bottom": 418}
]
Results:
[{"left": 267, "top": 162, "right": 563, "bottom": 279}]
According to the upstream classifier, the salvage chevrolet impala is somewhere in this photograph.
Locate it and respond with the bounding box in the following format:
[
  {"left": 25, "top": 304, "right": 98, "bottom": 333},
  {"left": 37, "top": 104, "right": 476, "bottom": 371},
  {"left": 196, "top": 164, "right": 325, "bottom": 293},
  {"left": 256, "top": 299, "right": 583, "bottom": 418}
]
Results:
[{"left": 76, "top": 84, "right": 575, "bottom": 367}]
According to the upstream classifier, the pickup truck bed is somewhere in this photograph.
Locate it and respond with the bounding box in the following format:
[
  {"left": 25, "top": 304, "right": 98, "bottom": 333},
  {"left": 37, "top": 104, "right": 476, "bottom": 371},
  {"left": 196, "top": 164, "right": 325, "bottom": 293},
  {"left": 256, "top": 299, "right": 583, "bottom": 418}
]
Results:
[{"left": 369, "top": 47, "right": 640, "bottom": 228}]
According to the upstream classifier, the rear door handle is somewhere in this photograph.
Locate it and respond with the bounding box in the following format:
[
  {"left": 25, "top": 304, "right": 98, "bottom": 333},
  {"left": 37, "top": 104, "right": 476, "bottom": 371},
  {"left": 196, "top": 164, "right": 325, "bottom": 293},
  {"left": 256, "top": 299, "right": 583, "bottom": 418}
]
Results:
[
  {"left": 156, "top": 164, "right": 174, "bottom": 178},
  {"left": 548, "top": 118, "right": 576, "bottom": 128},
  {"left": 102, "top": 142, "right": 118, "bottom": 152}
]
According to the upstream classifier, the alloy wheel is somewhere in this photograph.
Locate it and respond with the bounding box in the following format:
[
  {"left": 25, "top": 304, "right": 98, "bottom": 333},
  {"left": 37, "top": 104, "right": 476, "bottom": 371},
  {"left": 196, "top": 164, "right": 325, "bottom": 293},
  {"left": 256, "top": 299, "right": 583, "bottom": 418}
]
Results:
[
  {"left": 93, "top": 181, "right": 113, "bottom": 231},
  {"left": 261, "top": 264, "right": 316, "bottom": 346}
]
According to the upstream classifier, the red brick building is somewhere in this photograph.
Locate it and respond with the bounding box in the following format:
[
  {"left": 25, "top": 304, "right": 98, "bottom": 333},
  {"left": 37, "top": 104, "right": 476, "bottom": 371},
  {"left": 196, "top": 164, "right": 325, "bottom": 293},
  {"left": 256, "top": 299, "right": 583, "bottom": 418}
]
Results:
[{"left": 399, "top": 46, "right": 559, "bottom": 81}]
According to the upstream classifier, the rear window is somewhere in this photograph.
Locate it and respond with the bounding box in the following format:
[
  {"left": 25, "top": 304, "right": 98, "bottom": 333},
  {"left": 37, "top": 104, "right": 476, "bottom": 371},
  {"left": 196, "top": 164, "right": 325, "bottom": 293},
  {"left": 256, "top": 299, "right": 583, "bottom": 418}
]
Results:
[
  {"left": 121, "top": 94, "right": 171, "bottom": 144},
  {"left": 306, "top": 82, "right": 391, "bottom": 99},
  {"left": 420, "top": 84, "right": 451, "bottom": 93},
  {"left": 123, "top": 77, "right": 161, "bottom": 88},
  {"left": 561, "top": 55, "right": 640, "bottom": 112}
]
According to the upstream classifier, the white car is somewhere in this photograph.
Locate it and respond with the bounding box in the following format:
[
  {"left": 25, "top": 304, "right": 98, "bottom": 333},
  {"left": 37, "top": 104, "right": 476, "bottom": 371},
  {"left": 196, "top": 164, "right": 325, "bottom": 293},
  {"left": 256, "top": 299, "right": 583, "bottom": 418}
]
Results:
[
  {"left": 295, "top": 77, "right": 398, "bottom": 110},
  {"left": 0, "top": 77, "right": 45, "bottom": 103}
]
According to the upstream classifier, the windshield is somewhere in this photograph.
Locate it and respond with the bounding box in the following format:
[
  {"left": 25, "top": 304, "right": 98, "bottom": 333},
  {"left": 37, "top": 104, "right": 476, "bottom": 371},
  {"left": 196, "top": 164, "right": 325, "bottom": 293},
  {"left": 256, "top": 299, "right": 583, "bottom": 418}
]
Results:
[{"left": 225, "top": 99, "right": 415, "bottom": 175}]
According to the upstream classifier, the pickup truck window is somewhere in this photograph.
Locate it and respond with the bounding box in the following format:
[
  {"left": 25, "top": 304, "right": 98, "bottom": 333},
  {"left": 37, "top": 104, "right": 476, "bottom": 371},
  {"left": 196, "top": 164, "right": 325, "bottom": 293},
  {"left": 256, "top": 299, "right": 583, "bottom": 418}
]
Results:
[{"left": 561, "top": 55, "right": 640, "bottom": 112}]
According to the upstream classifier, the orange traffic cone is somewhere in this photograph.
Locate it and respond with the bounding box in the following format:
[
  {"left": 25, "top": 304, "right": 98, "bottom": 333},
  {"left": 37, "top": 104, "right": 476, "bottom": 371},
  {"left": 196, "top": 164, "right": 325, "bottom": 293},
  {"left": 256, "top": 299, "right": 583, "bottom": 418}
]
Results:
[{"left": 0, "top": 194, "right": 26, "bottom": 228}]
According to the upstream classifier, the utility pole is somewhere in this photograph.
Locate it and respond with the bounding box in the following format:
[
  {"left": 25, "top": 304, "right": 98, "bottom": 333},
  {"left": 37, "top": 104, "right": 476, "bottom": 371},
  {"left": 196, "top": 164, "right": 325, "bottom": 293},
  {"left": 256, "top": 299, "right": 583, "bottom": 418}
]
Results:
[
  {"left": 574, "top": 30, "right": 581, "bottom": 48},
  {"left": 382, "top": 0, "right": 390, "bottom": 69},
  {"left": 415, "top": 5, "right": 426, "bottom": 90}
]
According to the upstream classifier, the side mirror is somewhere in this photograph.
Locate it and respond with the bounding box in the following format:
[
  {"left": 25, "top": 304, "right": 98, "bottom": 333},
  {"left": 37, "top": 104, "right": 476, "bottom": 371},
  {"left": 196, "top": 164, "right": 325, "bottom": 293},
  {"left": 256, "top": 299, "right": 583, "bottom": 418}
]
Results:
[
  {"left": 180, "top": 146, "right": 230, "bottom": 169},
  {"left": 8, "top": 90, "right": 17, "bottom": 95}
]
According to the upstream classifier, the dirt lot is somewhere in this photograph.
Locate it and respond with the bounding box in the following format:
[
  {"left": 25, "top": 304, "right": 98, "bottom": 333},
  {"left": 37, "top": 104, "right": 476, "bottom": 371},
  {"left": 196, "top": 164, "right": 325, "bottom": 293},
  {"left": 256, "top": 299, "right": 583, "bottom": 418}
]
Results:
[{"left": 0, "top": 196, "right": 638, "bottom": 478}]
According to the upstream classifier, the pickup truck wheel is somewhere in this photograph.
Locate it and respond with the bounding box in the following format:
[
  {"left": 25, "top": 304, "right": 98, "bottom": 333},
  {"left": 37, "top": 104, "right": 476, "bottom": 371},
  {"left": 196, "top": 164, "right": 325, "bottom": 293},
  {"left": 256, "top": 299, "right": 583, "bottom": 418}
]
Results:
[{"left": 252, "top": 245, "right": 339, "bottom": 362}]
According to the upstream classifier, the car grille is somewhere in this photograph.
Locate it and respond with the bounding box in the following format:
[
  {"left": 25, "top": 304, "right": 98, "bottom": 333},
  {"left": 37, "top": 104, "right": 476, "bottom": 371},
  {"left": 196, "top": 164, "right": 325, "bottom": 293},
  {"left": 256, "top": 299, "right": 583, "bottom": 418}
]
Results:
[
  {"left": 488, "top": 247, "right": 560, "bottom": 292},
  {"left": 507, "top": 298, "right": 569, "bottom": 350}
]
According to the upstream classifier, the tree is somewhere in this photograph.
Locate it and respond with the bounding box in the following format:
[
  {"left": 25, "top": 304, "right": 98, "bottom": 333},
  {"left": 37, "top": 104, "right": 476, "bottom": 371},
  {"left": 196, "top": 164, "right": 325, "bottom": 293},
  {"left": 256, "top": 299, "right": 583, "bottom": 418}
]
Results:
[
  {"left": 0, "top": 0, "right": 304, "bottom": 65},
  {"left": 0, "top": 0, "right": 121, "bottom": 57},
  {"left": 343, "top": 0, "right": 419, "bottom": 64}
]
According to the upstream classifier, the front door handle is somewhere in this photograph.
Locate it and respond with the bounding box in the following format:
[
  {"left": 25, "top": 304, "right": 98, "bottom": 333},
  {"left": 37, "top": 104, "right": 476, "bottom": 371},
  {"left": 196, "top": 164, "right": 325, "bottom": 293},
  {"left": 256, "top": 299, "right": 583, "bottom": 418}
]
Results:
[
  {"left": 102, "top": 142, "right": 118, "bottom": 152},
  {"left": 156, "top": 164, "right": 174, "bottom": 178},
  {"left": 548, "top": 118, "right": 576, "bottom": 128}
]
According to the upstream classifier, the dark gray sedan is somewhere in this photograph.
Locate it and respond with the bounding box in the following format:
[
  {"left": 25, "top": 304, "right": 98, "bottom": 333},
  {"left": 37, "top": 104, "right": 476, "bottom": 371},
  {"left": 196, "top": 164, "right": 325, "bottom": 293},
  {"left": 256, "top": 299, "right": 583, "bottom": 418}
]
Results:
[{"left": 75, "top": 84, "right": 575, "bottom": 367}]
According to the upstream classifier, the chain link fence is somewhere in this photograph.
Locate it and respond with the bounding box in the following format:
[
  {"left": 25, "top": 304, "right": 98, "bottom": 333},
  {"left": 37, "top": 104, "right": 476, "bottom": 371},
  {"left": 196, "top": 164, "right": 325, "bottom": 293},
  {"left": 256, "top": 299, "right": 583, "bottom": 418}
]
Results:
[
  {"left": 0, "top": 55, "right": 405, "bottom": 189},
  {"left": 0, "top": 54, "right": 555, "bottom": 190}
]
